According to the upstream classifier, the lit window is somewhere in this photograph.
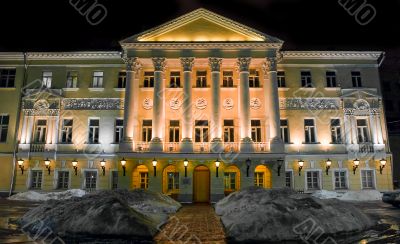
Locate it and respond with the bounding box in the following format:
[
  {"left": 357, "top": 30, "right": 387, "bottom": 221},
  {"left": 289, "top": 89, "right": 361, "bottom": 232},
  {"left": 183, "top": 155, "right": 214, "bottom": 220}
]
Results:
[
  {"left": 140, "top": 172, "right": 149, "bottom": 189},
  {"left": 331, "top": 119, "right": 342, "bottom": 144},
  {"left": 304, "top": 119, "right": 317, "bottom": 143},
  {"left": 224, "top": 172, "right": 237, "bottom": 191},
  {"left": 356, "top": 119, "right": 370, "bottom": 143},
  {"left": 167, "top": 172, "right": 180, "bottom": 191},
  {"left": 254, "top": 172, "right": 264, "bottom": 187},
  {"left": 301, "top": 71, "right": 312, "bottom": 87},
  {"left": 66, "top": 71, "right": 78, "bottom": 88},
  {"left": 42, "top": 71, "right": 52, "bottom": 88},
  {"left": 0, "top": 69, "right": 16, "bottom": 88},
  {"left": 92, "top": 71, "right": 104, "bottom": 88}
]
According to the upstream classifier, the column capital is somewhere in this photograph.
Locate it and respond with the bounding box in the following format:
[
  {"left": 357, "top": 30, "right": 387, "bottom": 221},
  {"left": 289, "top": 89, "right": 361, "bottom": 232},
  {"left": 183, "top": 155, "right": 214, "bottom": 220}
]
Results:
[
  {"left": 209, "top": 57, "right": 222, "bottom": 72},
  {"left": 237, "top": 57, "right": 251, "bottom": 72},
  {"left": 123, "top": 57, "right": 141, "bottom": 72},
  {"left": 152, "top": 57, "right": 167, "bottom": 72},
  {"left": 180, "top": 57, "right": 195, "bottom": 72},
  {"left": 263, "top": 57, "right": 277, "bottom": 73}
]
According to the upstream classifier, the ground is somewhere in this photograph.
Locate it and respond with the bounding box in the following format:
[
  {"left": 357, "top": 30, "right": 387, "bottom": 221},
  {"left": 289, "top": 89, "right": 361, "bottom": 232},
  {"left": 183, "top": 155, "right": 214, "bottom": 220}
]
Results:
[{"left": 0, "top": 199, "right": 399, "bottom": 243}]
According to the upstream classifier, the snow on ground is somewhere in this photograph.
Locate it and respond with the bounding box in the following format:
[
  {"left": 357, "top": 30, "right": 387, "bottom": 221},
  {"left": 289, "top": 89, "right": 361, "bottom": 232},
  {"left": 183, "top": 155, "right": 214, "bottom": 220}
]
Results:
[
  {"left": 8, "top": 189, "right": 86, "bottom": 201},
  {"left": 19, "top": 189, "right": 181, "bottom": 239},
  {"left": 215, "top": 187, "right": 375, "bottom": 242},
  {"left": 312, "top": 190, "right": 383, "bottom": 201}
]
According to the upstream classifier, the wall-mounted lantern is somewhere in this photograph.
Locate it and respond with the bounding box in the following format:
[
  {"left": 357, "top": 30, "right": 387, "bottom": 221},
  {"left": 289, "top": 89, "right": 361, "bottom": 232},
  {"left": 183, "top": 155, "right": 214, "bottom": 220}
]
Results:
[
  {"left": 120, "top": 158, "right": 126, "bottom": 176},
  {"left": 246, "top": 158, "right": 251, "bottom": 177},
  {"left": 183, "top": 158, "right": 188, "bottom": 177},
  {"left": 379, "top": 158, "right": 386, "bottom": 174},
  {"left": 325, "top": 159, "right": 332, "bottom": 175},
  {"left": 277, "top": 159, "right": 284, "bottom": 176},
  {"left": 17, "top": 159, "right": 24, "bottom": 175},
  {"left": 152, "top": 158, "right": 157, "bottom": 177},
  {"left": 72, "top": 160, "right": 78, "bottom": 175},
  {"left": 100, "top": 159, "right": 106, "bottom": 176},
  {"left": 44, "top": 158, "right": 51, "bottom": 175},
  {"left": 215, "top": 159, "right": 220, "bottom": 177},
  {"left": 298, "top": 160, "right": 304, "bottom": 176},
  {"left": 353, "top": 159, "right": 360, "bottom": 175}
]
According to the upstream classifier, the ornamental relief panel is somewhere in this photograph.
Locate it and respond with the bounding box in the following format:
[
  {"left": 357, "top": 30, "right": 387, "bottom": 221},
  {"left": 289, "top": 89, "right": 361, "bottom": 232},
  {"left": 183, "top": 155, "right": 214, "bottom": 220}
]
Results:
[
  {"left": 23, "top": 99, "right": 60, "bottom": 116},
  {"left": 169, "top": 98, "right": 182, "bottom": 110},
  {"left": 250, "top": 98, "right": 262, "bottom": 110},
  {"left": 223, "top": 98, "right": 234, "bottom": 110},
  {"left": 279, "top": 98, "right": 340, "bottom": 110},
  {"left": 142, "top": 98, "right": 153, "bottom": 110},
  {"left": 195, "top": 98, "right": 207, "bottom": 110},
  {"left": 62, "top": 98, "right": 124, "bottom": 110}
]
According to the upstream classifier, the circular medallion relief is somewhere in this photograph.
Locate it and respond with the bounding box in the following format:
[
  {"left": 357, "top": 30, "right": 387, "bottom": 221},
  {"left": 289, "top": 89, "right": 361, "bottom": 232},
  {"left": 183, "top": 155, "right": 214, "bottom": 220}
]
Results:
[
  {"left": 170, "top": 98, "right": 182, "bottom": 110},
  {"left": 195, "top": 98, "right": 207, "bottom": 110},
  {"left": 34, "top": 99, "right": 50, "bottom": 111},
  {"left": 250, "top": 98, "right": 262, "bottom": 110},
  {"left": 354, "top": 99, "right": 370, "bottom": 110},
  {"left": 142, "top": 98, "right": 153, "bottom": 110},
  {"left": 223, "top": 98, "right": 234, "bottom": 110}
]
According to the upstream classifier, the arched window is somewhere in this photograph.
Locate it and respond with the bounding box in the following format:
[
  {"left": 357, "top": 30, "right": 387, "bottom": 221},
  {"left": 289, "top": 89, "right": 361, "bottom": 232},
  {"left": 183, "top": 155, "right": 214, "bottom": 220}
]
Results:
[
  {"left": 224, "top": 165, "right": 241, "bottom": 195},
  {"left": 254, "top": 165, "right": 271, "bottom": 188},
  {"left": 132, "top": 165, "right": 149, "bottom": 189}
]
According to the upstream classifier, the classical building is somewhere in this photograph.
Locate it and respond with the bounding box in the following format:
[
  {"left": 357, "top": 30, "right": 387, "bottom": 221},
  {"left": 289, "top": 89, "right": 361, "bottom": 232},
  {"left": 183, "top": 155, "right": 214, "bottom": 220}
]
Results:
[{"left": 0, "top": 9, "right": 393, "bottom": 201}]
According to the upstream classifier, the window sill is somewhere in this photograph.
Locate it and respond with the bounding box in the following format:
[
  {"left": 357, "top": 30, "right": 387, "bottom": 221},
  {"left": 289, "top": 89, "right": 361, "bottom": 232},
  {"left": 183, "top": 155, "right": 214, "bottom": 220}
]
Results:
[
  {"left": 63, "top": 88, "right": 79, "bottom": 92},
  {"left": 140, "top": 87, "right": 154, "bottom": 91},
  {"left": 249, "top": 87, "right": 263, "bottom": 91},
  {"left": 0, "top": 87, "right": 16, "bottom": 90},
  {"left": 220, "top": 87, "right": 237, "bottom": 90},
  {"left": 88, "top": 88, "right": 104, "bottom": 92},
  {"left": 278, "top": 87, "right": 290, "bottom": 91},
  {"left": 193, "top": 87, "right": 210, "bottom": 91},
  {"left": 114, "top": 88, "right": 125, "bottom": 92},
  {"left": 299, "top": 87, "right": 316, "bottom": 91},
  {"left": 166, "top": 87, "right": 183, "bottom": 91},
  {"left": 325, "top": 87, "right": 341, "bottom": 91},
  {"left": 84, "top": 143, "right": 101, "bottom": 145},
  {"left": 302, "top": 142, "right": 321, "bottom": 145}
]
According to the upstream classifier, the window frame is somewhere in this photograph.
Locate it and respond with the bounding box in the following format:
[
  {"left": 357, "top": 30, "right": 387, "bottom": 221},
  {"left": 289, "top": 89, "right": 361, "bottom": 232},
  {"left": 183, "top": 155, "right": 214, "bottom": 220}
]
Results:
[
  {"left": 88, "top": 118, "right": 100, "bottom": 144},
  {"left": 60, "top": 118, "right": 73, "bottom": 144},
  {"left": 169, "top": 71, "right": 181, "bottom": 88},
  {"left": 222, "top": 71, "right": 234, "bottom": 87},
  {"left": 305, "top": 170, "right": 321, "bottom": 191},
  {"left": 196, "top": 71, "right": 207, "bottom": 88},
  {"left": 194, "top": 120, "right": 209, "bottom": 143},
  {"left": 351, "top": 71, "right": 362, "bottom": 87},
  {"left": 301, "top": 71, "right": 312, "bottom": 88},
  {"left": 169, "top": 120, "right": 180, "bottom": 143},
  {"left": 277, "top": 71, "right": 286, "bottom": 88},
  {"left": 0, "top": 68, "right": 16, "bottom": 88},
  {"left": 304, "top": 118, "right": 317, "bottom": 144},
  {"left": 333, "top": 169, "right": 348, "bottom": 190},
  {"left": 66, "top": 71, "right": 78, "bottom": 88},
  {"left": 280, "top": 119, "right": 290, "bottom": 143},
  {"left": 92, "top": 71, "right": 104, "bottom": 88},
  {"left": 0, "top": 114, "right": 9, "bottom": 143},
  {"left": 223, "top": 120, "right": 235, "bottom": 143},
  {"left": 115, "top": 118, "right": 124, "bottom": 143},
  {"left": 330, "top": 118, "right": 342, "bottom": 144},
  {"left": 42, "top": 71, "right": 52, "bottom": 88},
  {"left": 143, "top": 71, "right": 155, "bottom": 88},
  {"left": 56, "top": 170, "right": 70, "bottom": 189},
  {"left": 34, "top": 119, "right": 48, "bottom": 143},
  {"left": 251, "top": 120, "right": 262, "bottom": 142},
  {"left": 361, "top": 169, "right": 376, "bottom": 189},
  {"left": 249, "top": 69, "right": 260, "bottom": 88},
  {"left": 117, "top": 71, "right": 127, "bottom": 89},
  {"left": 142, "top": 120, "right": 152, "bottom": 142}
]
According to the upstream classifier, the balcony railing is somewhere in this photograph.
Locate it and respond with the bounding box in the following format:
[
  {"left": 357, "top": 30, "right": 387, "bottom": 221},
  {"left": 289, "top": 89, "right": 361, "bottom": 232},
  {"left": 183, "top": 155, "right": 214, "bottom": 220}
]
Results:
[
  {"left": 135, "top": 142, "right": 150, "bottom": 152},
  {"left": 359, "top": 142, "right": 374, "bottom": 153},
  {"left": 194, "top": 143, "right": 211, "bottom": 153},
  {"left": 30, "top": 143, "right": 45, "bottom": 152}
]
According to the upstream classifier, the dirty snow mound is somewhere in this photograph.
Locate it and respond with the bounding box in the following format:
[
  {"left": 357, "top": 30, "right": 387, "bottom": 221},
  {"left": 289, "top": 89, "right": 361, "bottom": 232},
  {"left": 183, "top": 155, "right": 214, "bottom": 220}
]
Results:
[
  {"left": 8, "top": 189, "right": 86, "bottom": 201},
  {"left": 215, "top": 187, "right": 375, "bottom": 242},
  {"left": 311, "top": 190, "right": 343, "bottom": 199},
  {"left": 340, "top": 190, "right": 382, "bottom": 201}
]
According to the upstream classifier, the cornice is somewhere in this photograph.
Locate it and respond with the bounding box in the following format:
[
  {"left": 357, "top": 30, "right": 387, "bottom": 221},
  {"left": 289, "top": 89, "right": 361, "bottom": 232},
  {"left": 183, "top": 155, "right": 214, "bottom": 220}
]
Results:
[
  {"left": 26, "top": 51, "right": 122, "bottom": 61},
  {"left": 282, "top": 51, "right": 383, "bottom": 60},
  {"left": 0, "top": 52, "right": 25, "bottom": 61},
  {"left": 122, "top": 42, "right": 282, "bottom": 50}
]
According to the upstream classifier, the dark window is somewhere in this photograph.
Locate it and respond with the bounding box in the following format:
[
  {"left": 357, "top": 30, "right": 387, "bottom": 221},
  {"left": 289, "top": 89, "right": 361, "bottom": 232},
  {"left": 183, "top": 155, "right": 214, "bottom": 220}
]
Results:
[
  {"left": 30, "top": 171, "right": 42, "bottom": 189},
  {"left": 251, "top": 120, "right": 262, "bottom": 142},
  {"left": 61, "top": 119, "right": 73, "bottom": 143},
  {"left": 118, "top": 71, "right": 127, "bottom": 88},
  {"left": 249, "top": 69, "right": 260, "bottom": 87},
  {"left": 280, "top": 119, "right": 290, "bottom": 143},
  {"left": 143, "top": 72, "right": 154, "bottom": 87},
  {"left": 223, "top": 71, "right": 234, "bottom": 87},
  {"left": 112, "top": 171, "right": 118, "bottom": 189},
  {"left": 195, "top": 120, "right": 208, "bottom": 142},
  {"left": 66, "top": 71, "right": 78, "bottom": 88},
  {"left": 115, "top": 119, "right": 124, "bottom": 143},
  {"left": 326, "top": 71, "right": 337, "bottom": 87},
  {"left": 170, "top": 72, "right": 181, "bottom": 88},
  {"left": 196, "top": 71, "right": 207, "bottom": 87},
  {"left": 277, "top": 71, "right": 286, "bottom": 88},
  {"left": 331, "top": 119, "right": 342, "bottom": 144},
  {"left": 85, "top": 171, "right": 97, "bottom": 191},
  {"left": 301, "top": 71, "right": 312, "bottom": 87},
  {"left": 352, "top": 71, "right": 362, "bottom": 87},
  {"left": 0, "top": 115, "right": 9, "bottom": 142},
  {"left": 57, "top": 171, "right": 69, "bottom": 189},
  {"left": 223, "top": 120, "right": 234, "bottom": 142},
  {"left": 0, "top": 69, "right": 16, "bottom": 88},
  {"left": 142, "top": 120, "right": 152, "bottom": 142},
  {"left": 88, "top": 119, "right": 100, "bottom": 144},
  {"left": 285, "top": 172, "right": 292, "bottom": 188},
  {"left": 169, "top": 120, "right": 180, "bottom": 142}
]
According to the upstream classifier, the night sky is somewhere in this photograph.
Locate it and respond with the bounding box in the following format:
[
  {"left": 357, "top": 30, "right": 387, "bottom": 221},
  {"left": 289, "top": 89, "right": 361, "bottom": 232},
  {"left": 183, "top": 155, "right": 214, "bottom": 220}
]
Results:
[{"left": 0, "top": 0, "right": 399, "bottom": 52}]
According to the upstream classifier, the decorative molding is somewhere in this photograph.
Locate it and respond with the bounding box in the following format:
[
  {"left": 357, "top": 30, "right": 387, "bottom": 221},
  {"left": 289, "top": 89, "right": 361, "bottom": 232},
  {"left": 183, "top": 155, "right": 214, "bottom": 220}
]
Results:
[
  {"left": 123, "top": 57, "right": 141, "bottom": 72},
  {"left": 279, "top": 98, "right": 340, "bottom": 110},
  {"left": 250, "top": 98, "right": 262, "bottom": 110},
  {"left": 152, "top": 57, "right": 167, "bottom": 72},
  {"left": 223, "top": 98, "right": 234, "bottom": 110},
  {"left": 263, "top": 57, "right": 277, "bottom": 72},
  {"left": 169, "top": 98, "right": 182, "bottom": 110},
  {"left": 62, "top": 98, "right": 124, "bottom": 110},
  {"left": 282, "top": 51, "right": 382, "bottom": 60},
  {"left": 26, "top": 52, "right": 122, "bottom": 61},
  {"left": 121, "top": 42, "right": 283, "bottom": 50},
  {"left": 23, "top": 99, "right": 60, "bottom": 116},
  {"left": 195, "top": 98, "right": 207, "bottom": 110},
  {"left": 209, "top": 58, "right": 222, "bottom": 72},
  {"left": 180, "top": 57, "right": 195, "bottom": 72},
  {"left": 237, "top": 57, "right": 251, "bottom": 72},
  {"left": 143, "top": 98, "right": 153, "bottom": 110}
]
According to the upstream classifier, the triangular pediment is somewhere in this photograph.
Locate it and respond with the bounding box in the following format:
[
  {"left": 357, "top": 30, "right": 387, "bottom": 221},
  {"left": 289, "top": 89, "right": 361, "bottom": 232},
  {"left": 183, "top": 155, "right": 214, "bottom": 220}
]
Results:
[
  {"left": 121, "top": 8, "right": 282, "bottom": 43},
  {"left": 341, "top": 88, "right": 380, "bottom": 99}
]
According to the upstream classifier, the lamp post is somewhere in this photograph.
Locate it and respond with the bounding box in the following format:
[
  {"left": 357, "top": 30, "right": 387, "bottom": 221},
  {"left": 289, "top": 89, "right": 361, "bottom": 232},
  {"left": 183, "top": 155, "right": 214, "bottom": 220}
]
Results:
[
  {"left": 44, "top": 158, "right": 51, "bottom": 175},
  {"left": 298, "top": 160, "right": 304, "bottom": 176},
  {"left": 120, "top": 158, "right": 126, "bottom": 176},
  {"left": 215, "top": 159, "right": 220, "bottom": 177},
  {"left": 17, "top": 159, "right": 24, "bottom": 175},
  {"left": 325, "top": 159, "right": 332, "bottom": 175},
  {"left": 100, "top": 159, "right": 106, "bottom": 176},
  {"left": 152, "top": 158, "right": 157, "bottom": 177},
  {"left": 379, "top": 158, "right": 386, "bottom": 174},
  {"left": 353, "top": 159, "right": 360, "bottom": 175},
  {"left": 183, "top": 158, "right": 188, "bottom": 177},
  {"left": 246, "top": 158, "right": 251, "bottom": 177},
  {"left": 72, "top": 160, "right": 78, "bottom": 176}
]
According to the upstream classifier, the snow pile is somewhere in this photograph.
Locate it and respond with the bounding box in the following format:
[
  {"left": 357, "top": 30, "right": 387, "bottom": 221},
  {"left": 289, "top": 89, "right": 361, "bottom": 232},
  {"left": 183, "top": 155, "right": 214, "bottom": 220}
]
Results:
[
  {"left": 215, "top": 187, "right": 375, "bottom": 242},
  {"left": 19, "top": 189, "right": 181, "bottom": 239},
  {"left": 8, "top": 189, "right": 86, "bottom": 201},
  {"left": 312, "top": 190, "right": 382, "bottom": 201}
]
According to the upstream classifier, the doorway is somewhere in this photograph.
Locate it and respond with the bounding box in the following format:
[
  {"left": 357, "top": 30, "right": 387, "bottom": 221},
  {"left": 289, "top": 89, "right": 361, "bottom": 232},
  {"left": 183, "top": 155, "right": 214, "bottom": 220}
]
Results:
[{"left": 193, "top": 165, "right": 210, "bottom": 203}]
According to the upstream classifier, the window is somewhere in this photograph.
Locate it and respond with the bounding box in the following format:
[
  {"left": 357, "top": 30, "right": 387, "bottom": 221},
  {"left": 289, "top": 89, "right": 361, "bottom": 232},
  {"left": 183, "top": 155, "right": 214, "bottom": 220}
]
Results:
[
  {"left": 0, "top": 69, "right": 16, "bottom": 87},
  {"left": 169, "top": 120, "right": 180, "bottom": 142},
  {"left": 285, "top": 171, "right": 293, "bottom": 188},
  {"left": 251, "top": 120, "right": 262, "bottom": 142},
  {"left": 352, "top": 71, "right": 362, "bottom": 87},
  {"left": 118, "top": 71, "right": 127, "bottom": 88},
  {"left": 42, "top": 71, "right": 52, "bottom": 88},
  {"left": 167, "top": 172, "right": 179, "bottom": 191},
  {"left": 361, "top": 170, "right": 375, "bottom": 189},
  {"left": 223, "top": 120, "right": 234, "bottom": 142},
  {"left": 280, "top": 119, "right": 290, "bottom": 143},
  {"left": 326, "top": 71, "right": 337, "bottom": 87},
  {"left": 331, "top": 119, "right": 342, "bottom": 144},
  {"left": 115, "top": 119, "right": 124, "bottom": 143},
  {"left": 84, "top": 171, "right": 97, "bottom": 191},
  {"left": 301, "top": 71, "right": 312, "bottom": 87},
  {"left": 92, "top": 71, "right": 103, "bottom": 88},
  {"left": 30, "top": 171, "right": 43, "bottom": 189},
  {"left": 34, "top": 120, "right": 47, "bottom": 143},
  {"left": 334, "top": 171, "right": 347, "bottom": 189},
  {"left": 111, "top": 171, "right": 118, "bottom": 189},
  {"left": 169, "top": 72, "right": 181, "bottom": 88},
  {"left": 249, "top": 69, "right": 260, "bottom": 87},
  {"left": 66, "top": 71, "right": 78, "bottom": 88},
  {"left": 61, "top": 119, "right": 73, "bottom": 143},
  {"left": 224, "top": 172, "right": 237, "bottom": 191},
  {"left": 142, "top": 120, "right": 152, "bottom": 142},
  {"left": 306, "top": 171, "right": 320, "bottom": 190},
  {"left": 143, "top": 72, "right": 154, "bottom": 87},
  {"left": 194, "top": 120, "right": 209, "bottom": 142},
  {"left": 0, "top": 115, "right": 9, "bottom": 142},
  {"left": 88, "top": 119, "right": 100, "bottom": 144},
  {"left": 196, "top": 71, "right": 207, "bottom": 87},
  {"left": 304, "top": 119, "right": 317, "bottom": 143},
  {"left": 140, "top": 172, "right": 149, "bottom": 189},
  {"left": 254, "top": 172, "right": 264, "bottom": 187},
  {"left": 223, "top": 71, "right": 234, "bottom": 87},
  {"left": 57, "top": 171, "right": 69, "bottom": 189},
  {"left": 277, "top": 71, "right": 286, "bottom": 88},
  {"left": 356, "top": 119, "right": 370, "bottom": 143}
]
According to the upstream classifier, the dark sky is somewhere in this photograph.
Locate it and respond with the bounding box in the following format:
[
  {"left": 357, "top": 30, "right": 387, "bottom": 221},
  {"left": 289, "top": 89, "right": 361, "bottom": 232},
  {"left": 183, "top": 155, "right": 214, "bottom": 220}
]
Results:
[{"left": 0, "top": 0, "right": 399, "bottom": 52}]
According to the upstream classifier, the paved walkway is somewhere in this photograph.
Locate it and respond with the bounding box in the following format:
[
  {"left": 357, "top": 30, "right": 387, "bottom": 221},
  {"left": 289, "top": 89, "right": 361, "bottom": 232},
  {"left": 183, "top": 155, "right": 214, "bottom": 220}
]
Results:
[{"left": 155, "top": 204, "right": 226, "bottom": 244}]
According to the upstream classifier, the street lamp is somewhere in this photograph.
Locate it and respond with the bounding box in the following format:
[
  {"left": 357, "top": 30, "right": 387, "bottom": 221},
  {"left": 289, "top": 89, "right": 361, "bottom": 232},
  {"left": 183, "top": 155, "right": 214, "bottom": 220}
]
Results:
[
  {"left": 183, "top": 158, "right": 188, "bottom": 177},
  {"left": 152, "top": 158, "right": 157, "bottom": 177},
  {"left": 17, "top": 159, "right": 24, "bottom": 175},
  {"left": 246, "top": 158, "right": 251, "bottom": 177},
  {"left": 298, "top": 160, "right": 304, "bottom": 176},
  {"left": 379, "top": 158, "right": 386, "bottom": 174},
  {"left": 100, "top": 159, "right": 106, "bottom": 176},
  {"left": 353, "top": 159, "right": 360, "bottom": 175},
  {"left": 72, "top": 160, "right": 78, "bottom": 175},
  {"left": 44, "top": 158, "right": 51, "bottom": 175},
  {"left": 120, "top": 158, "right": 126, "bottom": 176},
  {"left": 215, "top": 159, "right": 220, "bottom": 177},
  {"left": 325, "top": 159, "right": 332, "bottom": 175}
]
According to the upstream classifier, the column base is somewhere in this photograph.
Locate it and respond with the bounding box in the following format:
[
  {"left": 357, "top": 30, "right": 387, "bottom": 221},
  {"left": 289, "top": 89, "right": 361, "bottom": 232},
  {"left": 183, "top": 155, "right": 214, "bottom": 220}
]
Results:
[
  {"left": 240, "top": 137, "right": 254, "bottom": 153},
  {"left": 180, "top": 138, "right": 193, "bottom": 153},
  {"left": 270, "top": 137, "right": 284, "bottom": 153},
  {"left": 149, "top": 138, "right": 164, "bottom": 152},
  {"left": 211, "top": 138, "right": 223, "bottom": 153}
]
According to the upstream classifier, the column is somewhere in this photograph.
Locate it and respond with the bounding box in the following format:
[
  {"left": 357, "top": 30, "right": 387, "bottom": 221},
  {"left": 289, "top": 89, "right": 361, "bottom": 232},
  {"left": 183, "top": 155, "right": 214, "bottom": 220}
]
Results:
[
  {"left": 20, "top": 115, "right": 28, "bottom": 144},
  {"left": 46, "top": 117, "right": 53, "bottom": 144},
  {"left": 350, "top": 116, "right": 358, "bottom": 144},
  {"left": 150, "top": 57, "right": 166, "bottom": 152},
  {"left": 237, "top": 57, "right": 253, "bottom": 152},
  {"left": 343, "top": 113, "right": 352, "bottom": 145},
  {"left": 209, "top": 57, "right": 223, "bottom": 152},
  {"left": 180, "top": 57, "right": 194, "bottom": 152},
  {"left": 369, "top": 113, "right": 378, "bottom": 145},
  {"left": 263, "top": 57, "right": 284, "bottom": 153},
  {"left": 375, "top": 114, "right": 384, "bottom": 144},
  {"left": 25, "top": 116, "right": 34, "bottom": 144},
  {"left": 52, "top": 116, "right": 60, "bottom": 145}
]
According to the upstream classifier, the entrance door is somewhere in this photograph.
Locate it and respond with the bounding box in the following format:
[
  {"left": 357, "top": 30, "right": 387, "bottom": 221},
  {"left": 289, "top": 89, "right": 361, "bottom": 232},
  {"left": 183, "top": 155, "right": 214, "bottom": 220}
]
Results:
[{"left": 193, "top": 166, "right": 210, "bottom": 203}]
